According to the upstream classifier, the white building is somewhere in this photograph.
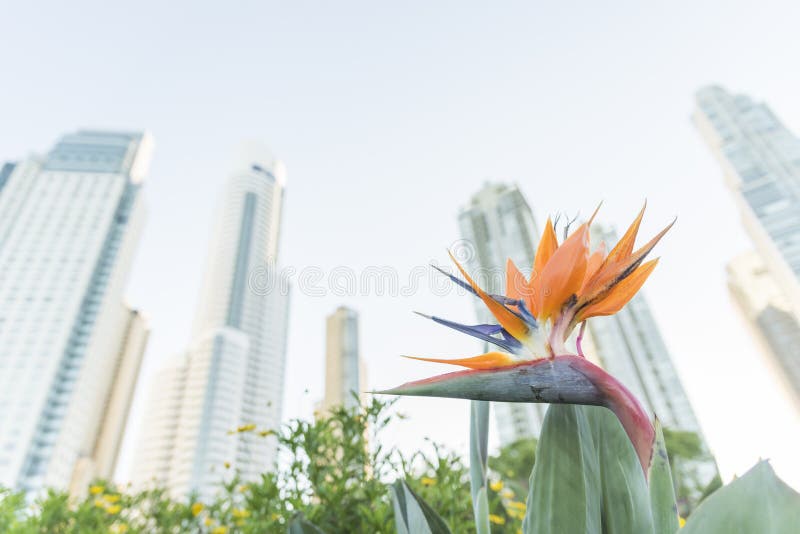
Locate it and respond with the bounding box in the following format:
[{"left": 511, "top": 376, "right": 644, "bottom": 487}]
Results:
[
  {"left": 693, "top": 85, "right": 800, "bottom": 314},
  {"left": 0, "top": 131, "right": 151, "bottom": 494},
  {"left": 134, "top": 143, "right": 289, "bottom": 500},
  {"left": 322, "top": 306, "right": 364, "bottom": 412},
  {"left": 727, "top": 252, "right": 800, "bottom": 412},
  {"left": 457, "top": 182, "right": 547, "bottom": 444}
]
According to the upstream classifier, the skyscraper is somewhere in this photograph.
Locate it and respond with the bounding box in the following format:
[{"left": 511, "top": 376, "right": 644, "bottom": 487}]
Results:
[
  {"left": 587, "top": 224, "right": 718, "bottom": 495},
  {"left": 134, "top": 143, "right": 289, "bottom": 499},
  {"left": 727, "top": 252, "right": 800, "bottom": 412},
  {"left": 457, "top": 182, "right": 546, "bottom": 444},
  {"left": 694, "top": 85, "right": 800, "bottom": 408},
  {"left": 693, "top": 85, "right": 800, "bottom": 314},
  {"left": 0, "top": 131, "right": 151, "bottom": 494},
  {"left": 322, "top": 306, "right": 364, "bottom": 412}
]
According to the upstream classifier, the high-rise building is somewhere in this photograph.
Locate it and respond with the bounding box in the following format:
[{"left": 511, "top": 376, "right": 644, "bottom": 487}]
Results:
[
  {"left": 0, "top": 131, "right": 151, "bottom": 494},
  {"left": 457, "top": 183, "right": 546, "bottom": 444},
  {"left": 587, "top": 224, "right": 718, "bottom": 495},
  {"left": 727, "top": 252, "right": 800, "bottom": 412},
  {"left": 134, "top": 143, "right": 289, "bottom": 500},
  {"left": 693, "top": 85, "right": 800, "bottom": 314},
  {"left": 694, "top": 85, "right": 800, "bottom": 409},
  {"left": 322, "top": 306, "right": 364, "bottom": 411}
]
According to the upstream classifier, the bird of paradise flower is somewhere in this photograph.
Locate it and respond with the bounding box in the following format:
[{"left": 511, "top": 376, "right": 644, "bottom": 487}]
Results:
[{"left": 378, "top": 204, "right": 673, "bottom": 474}]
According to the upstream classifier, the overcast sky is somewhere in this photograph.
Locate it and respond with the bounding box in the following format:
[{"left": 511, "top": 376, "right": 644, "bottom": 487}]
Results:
[{"left": 2, "top": 0, "right": 799, "bottom": 489}]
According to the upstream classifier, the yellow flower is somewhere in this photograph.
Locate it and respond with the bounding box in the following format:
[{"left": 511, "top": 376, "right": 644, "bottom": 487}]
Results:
[
  {"left": 507, "top": 500, "right": 526, "bottom": 511},
  {"left": 103, "top": 494, "right": 120, "bottom": 503},
  {"left": 232, "top": 508, "right": 251, "bottom": 519},
  {"left": 238, "top": 484, "right": 249, "bottom": 493},
  {"left": 420, "top": 476, "right": 436, "bottom": 486},
  {"left": 211, "top": 526, "right": 228, "bottom": 534},
  {"left": 223, "top": 461, "right": 231, "bottom": 469},
  {"left": 191, "top": 502, "right": 204, "bottom": 516},
  {"left": 489, "top": 480, "right": 504, "bottom": 492},
  {"left": 258, "top": 430, "right": 275, "bottom": 437},
  {"left": 507, "top": 508, "right": 525, "bottom": 520},
  {"left": 236, "top": 424, "right": 256, "bottom": 433},
  {"left": 94, "top": 499, "right": 105, "bottom": 508},
  {"left": 204, "top": 517, "right": 214, "bottom": 526},
  {"left": 89, "top": 485, "right": 104, "bottom": 495},
  {"left": 501, "top": 489, "right": 515, "bottom": 499},
  {"left": 271, "top": 513, "right": 281, "bottom": 521},
  {"left": 111, "top": 524, "right": 129, "bottom": 533},
  {"left": 106, "top": 504, "right": 121, "bottom": 515},
  {"left": 679, "top": 516, "right": 686, "bottom": 528},
  {"left": 489, "top": 514, "right": 506, "bottom": 525}
]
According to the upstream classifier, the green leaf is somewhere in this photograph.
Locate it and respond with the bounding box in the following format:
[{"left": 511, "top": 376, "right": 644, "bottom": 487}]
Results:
[
  {"left": 587, "top": 406, "right": 654, "bottom": 534},
  {"left": 647, "top": 418, "right": 679, "bottom": 534},
  {"left": 287, "top": 513, "right": 326, "bottom": 534},
  {"left": 523, "top": 404, "right": 602, "bottom": 534},
  {"left": 523, "top": 405, "right": 656, "bottom": 534},
  {"left": 391, "top": 480, "right": 453, "bottom": 534},
  {"left": 682, "top": 461, "right": 800, "bottom": 534},
  {"left": 470, "top": 400, "right": 491, "bottom": 534}
]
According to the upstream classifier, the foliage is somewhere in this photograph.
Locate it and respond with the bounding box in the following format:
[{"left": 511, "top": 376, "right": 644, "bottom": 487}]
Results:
[{"left": 0, "top": 398, "right": 517, "bottom": 533}]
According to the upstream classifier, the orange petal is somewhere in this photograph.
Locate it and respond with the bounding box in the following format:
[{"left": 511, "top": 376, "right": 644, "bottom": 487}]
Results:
[
  {"left": 506, "top": 259, "right": 535, "bottom": 314},
  {"left": 533, "top": 217, "right": 558, "bottom": 280},
  {"left": 538, "top": 223, "right": 590, "bottom": 320},
  {"left": 449, "top": 251, "right": 530, "bottom": 342},
  {"left": 403, "top": 352, "right": 517, "bottom": 370},
  {"left": 581, "top": 217, "right": 674, "bottom": 303},
  {"left": 606, "top": 201, "right": 646, "bottom": 263},
  {"left": 578, "top": 259, "right": 659, "bottom": 320},
  {"left": 580, "top": 241, "right": 607, "bottom": 294}
]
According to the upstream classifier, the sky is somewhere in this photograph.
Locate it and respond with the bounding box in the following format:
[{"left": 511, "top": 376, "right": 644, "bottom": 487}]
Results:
[{"left": 1, "top": 0, "right": 799, "bottom": 489}]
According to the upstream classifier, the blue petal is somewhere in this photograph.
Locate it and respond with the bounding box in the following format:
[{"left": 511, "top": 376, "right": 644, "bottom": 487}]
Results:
[{"left": 414, "top": 312, "right": 523, "bottom": 353}]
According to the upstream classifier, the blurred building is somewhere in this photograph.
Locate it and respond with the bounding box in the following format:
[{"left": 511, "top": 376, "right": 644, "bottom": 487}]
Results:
[
  {"left": 727, "top": 252, "right": 800, "bottom": 412},
  {"left": 694, "top": 85, "right": 800, "bottom": 409},
  {"left": 693, "top": 85, "right": 800, "bottom": 314},
  {"left": 322, "top": 306, "right": 365, "bottom": 411},
  {"left": 587, "top": 224, "right": 718, "bottom": 493},
  {"left": 0, "top": 131, "right": 151, "bottom": 494},
  {"left": 134, "top": 143, "right": 289, "bottom": 500},
  {"left": 457, "top": 182, "right": 547, "bottom": 444}
]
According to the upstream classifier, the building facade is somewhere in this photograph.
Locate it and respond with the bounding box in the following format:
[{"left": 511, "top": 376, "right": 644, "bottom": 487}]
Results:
[
  {"left": 134, "top": 143, "right": 289, "bottom": 500},
  {"left": 0, "top": 131, "right": 151, "bottom": 494},
  {"left": 727, "top": 252, "right": 800, "bottom": 412},
  {"left": 457, "top": 182, "right": 547, "bottom": 444},
  {"left": 322, "top": 306, "right": 364, "bottom": 411},
  {"left": 694, "top": 85, "right": 800, "bottom": 409},
  {"left": 693, "top": 85, "right": 800, "bottom": 314}
]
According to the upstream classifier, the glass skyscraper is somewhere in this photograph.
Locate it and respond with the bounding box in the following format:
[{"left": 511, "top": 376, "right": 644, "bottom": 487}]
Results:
[
  {"left": 134, "top": 142, "right": 289, "bottom": 500},
  {"left": 0, "top": 131, "right": 151, "bottom": 494},
  {"left": 694, "top": 85, "right": 800, "bottom": 313},
  {"left": 694, "top": 85, "right": 800, "bottom": 411}
]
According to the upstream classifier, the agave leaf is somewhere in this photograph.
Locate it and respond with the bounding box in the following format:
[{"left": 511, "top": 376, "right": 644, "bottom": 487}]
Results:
[
  {"left": 390, "top": 479, "right": 453, "bottom": 534},
  {"left": 647, "top": 418, "right": 679, "bottom": 534},
  {"left": 681, "top": 460, "right": 800, "bottom": 534},
  {"left": 523, "top": 404, "right": 602, "bottom": 534},
  {"left": 287, "top": 513, "right": 326, "bottom": 534},
  {"left": 470, "top": 400, "right": 491, "bottom": 534}
]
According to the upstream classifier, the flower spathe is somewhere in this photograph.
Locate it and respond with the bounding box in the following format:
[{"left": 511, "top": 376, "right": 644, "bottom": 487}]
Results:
[{"left": 380, "top": 203, "right": 673, "bottom": 475}]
